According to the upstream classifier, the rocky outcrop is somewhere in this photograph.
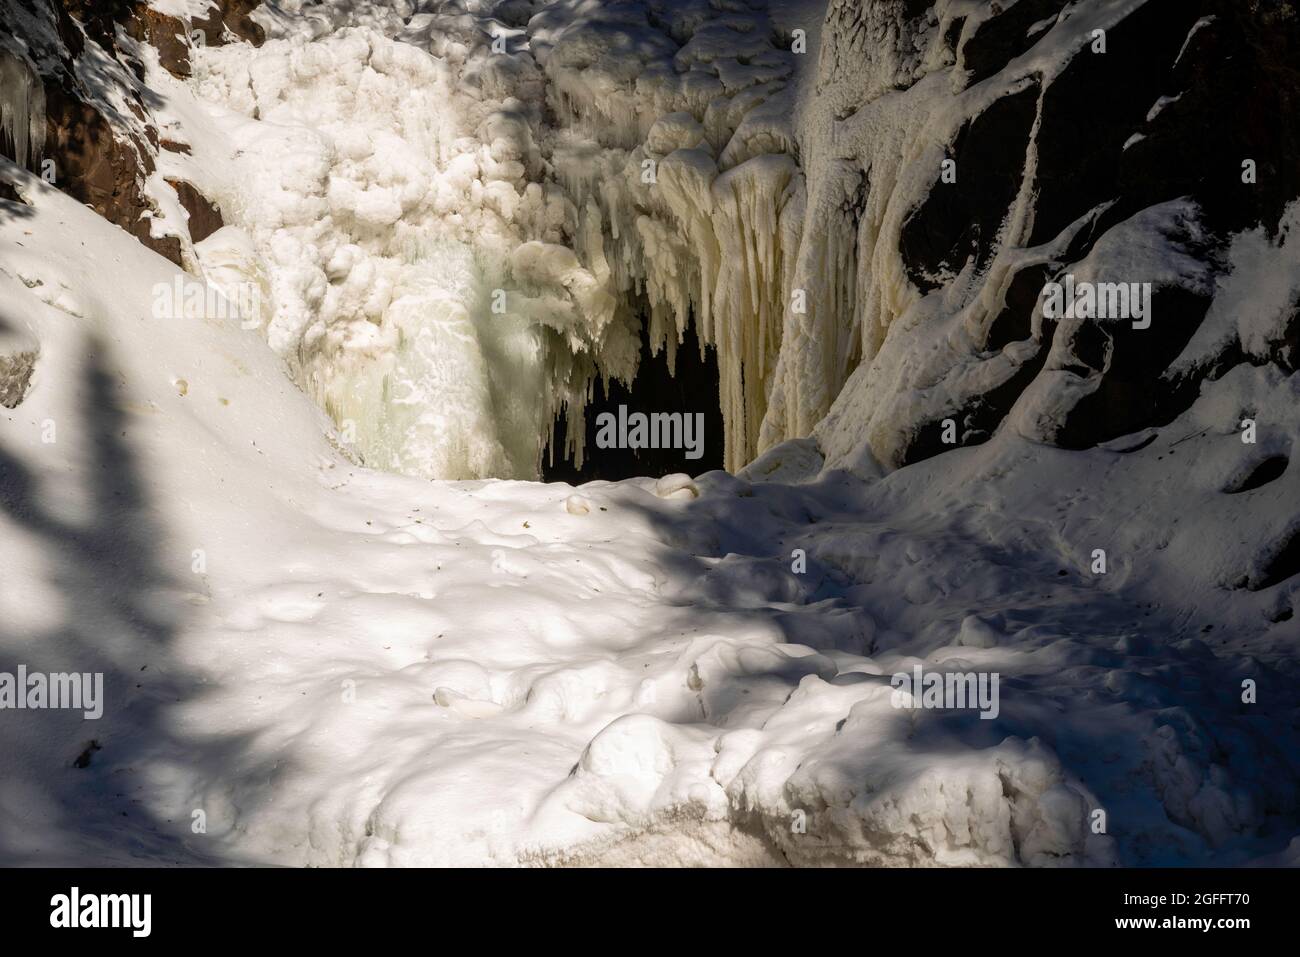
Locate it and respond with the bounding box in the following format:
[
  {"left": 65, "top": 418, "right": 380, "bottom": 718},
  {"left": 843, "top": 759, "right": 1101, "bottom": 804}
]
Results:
[
  {"left": 0, "top": 339, "right": 37, "bottom": 408},
  {"left": 194, "top": 0, "right": 266, "bottom": 46},
  {"left": 0, "top": 1, "right": 259, "bottom": 265},
  {"left": 811, "top": 0, "right": 1300, "bottom": 467},
  {"left": 166, "top": 177, "right": 224, "bottom": 243},
  {"left": 40, "top": 80, "right": 184, "bottom": 262},
  {"left": 125, "top": 0, "right": 266, "bottom": 78}
]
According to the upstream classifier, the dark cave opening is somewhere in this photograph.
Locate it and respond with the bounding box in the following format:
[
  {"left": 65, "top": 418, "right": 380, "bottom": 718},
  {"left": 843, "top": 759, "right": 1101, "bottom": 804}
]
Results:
[{"left": 544, "top": 320, "right": 726, "bottom": 483}]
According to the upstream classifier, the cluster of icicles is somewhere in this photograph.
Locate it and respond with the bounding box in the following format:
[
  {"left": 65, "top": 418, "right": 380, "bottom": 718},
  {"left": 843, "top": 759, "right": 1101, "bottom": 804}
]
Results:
[{"left": 0, "top": 48, "right": 45, "bottom": 172}]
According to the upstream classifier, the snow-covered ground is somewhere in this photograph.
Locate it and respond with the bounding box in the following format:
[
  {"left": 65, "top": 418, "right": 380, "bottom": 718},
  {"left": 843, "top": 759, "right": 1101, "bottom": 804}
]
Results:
[
  {"left": 1, "top": 0, "right": 1297, "bottom": 867},
  {"left": 2, "top": 167, "right": 1295, "bottom": 866}
]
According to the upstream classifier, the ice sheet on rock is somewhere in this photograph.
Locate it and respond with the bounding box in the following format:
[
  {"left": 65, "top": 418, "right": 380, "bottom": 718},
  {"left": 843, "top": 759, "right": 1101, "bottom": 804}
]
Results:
[{"left": 1175, "top": 201, "right": 1300, "bottom": 373}]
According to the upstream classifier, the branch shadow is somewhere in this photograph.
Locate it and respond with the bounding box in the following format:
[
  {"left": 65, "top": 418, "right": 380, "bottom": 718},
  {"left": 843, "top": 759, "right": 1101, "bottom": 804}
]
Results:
[{"left": 0, "top": 330, "right": 265, "bottom": 865}]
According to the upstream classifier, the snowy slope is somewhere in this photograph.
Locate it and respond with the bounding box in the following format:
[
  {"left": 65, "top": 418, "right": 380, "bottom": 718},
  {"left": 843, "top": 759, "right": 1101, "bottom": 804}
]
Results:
[{"left": 2, "top": 163, "right": 1296, "bottom": 866}]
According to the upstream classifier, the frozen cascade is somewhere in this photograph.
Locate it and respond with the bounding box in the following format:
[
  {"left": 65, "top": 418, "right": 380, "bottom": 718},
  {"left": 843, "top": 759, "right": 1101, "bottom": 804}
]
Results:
[
  {"left": 0, "top": 47, "right": 46, "bottom": 171},
  {"left": 524, "top": 0, "right": 816, "bottom": 472},
  {"left": 181, "top": 0, "right": 833, "bottom": 478},
  {"left": 186, "top": 19, "right": 632, "bottom": 479},
  {"left": 176, "top": 0, "right": 1237, "bottom": 481}
]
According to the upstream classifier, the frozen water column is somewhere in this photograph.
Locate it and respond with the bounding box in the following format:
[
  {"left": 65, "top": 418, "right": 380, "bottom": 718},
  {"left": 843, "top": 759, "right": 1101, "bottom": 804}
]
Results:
[{"left": 0, "top": 47, "right": 46, "bottom": 171}]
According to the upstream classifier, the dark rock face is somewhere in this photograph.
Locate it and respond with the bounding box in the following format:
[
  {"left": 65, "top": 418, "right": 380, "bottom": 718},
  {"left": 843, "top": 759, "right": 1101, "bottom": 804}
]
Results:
[
  {"left": 126, "top": 6, "right": 195, "bottom": 78},
  {"left": 888, "top": 0, "right": 1300, "bottom": 463},
  {"left": 1054, "top": 285, "right": 1215, "bottom": 450},
  {"left": 0, "top": 1, "right": 262, "bottom": 265},
  {"left": 40, "top": 82, "right": 183, "bottom": 263},
  {"left": 127, "top": 0, "right": 268, "bottom": 77},
  {"left": 59, "top": 1, "right": 137, "bottom": 54},
  {"left": 900, "top": 81, "right": 1040, "bottom": 292},
  {"left": 957, "top": 0, "right": 1070, "bottom": 85}
]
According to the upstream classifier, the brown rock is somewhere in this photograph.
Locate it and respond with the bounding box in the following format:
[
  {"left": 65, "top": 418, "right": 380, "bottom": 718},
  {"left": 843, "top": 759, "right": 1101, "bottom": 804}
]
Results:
[
  {"left": 192, "top": 0, "right": 266, "bottom": 47},
  {"left": 125, "top": 6, "right": 192, "bottom": 79},
  {"left": 41, "top": 81, "right": 182, "bottom": 266},
  {"left": 165, "top": 178, "right": 224, "bottom": 244}
]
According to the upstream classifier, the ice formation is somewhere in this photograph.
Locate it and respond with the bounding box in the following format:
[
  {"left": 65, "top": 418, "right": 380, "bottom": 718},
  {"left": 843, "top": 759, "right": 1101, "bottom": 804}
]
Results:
[
  {"left": 1, "top": 0, "right": 1298, "bottom": 869},
  {"left": 0, "top": 47, "right": 45, "bottom": 172},
  {"left": 161, "top": 5, "right": 615, "bottom": 478},
  {"left": 154, "top": 0, "right": 826, "bottom": 477},
  {"left": 169, "top": 0, "right": 1209, "bottom": 481}
]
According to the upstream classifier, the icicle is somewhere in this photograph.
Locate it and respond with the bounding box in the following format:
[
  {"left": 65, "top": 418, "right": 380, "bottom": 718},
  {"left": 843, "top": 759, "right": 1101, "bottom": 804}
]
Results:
[
  {"left": 705, "top": 155, "right": 800, "bottom": 470},
  {"left": 0, "top": 49, "right": 46, "bottom": 172}
]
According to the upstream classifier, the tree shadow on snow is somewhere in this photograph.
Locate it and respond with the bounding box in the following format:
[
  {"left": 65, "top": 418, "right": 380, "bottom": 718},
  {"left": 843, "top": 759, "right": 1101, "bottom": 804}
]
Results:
[{"left": 0, "top": 332, "right": 271, "bottom": 865}]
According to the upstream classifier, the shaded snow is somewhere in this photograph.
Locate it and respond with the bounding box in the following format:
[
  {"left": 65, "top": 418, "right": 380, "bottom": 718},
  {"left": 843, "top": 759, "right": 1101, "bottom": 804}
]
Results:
[{"left": 2, "top": 159, "right": 1297, "bottom": 865}]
